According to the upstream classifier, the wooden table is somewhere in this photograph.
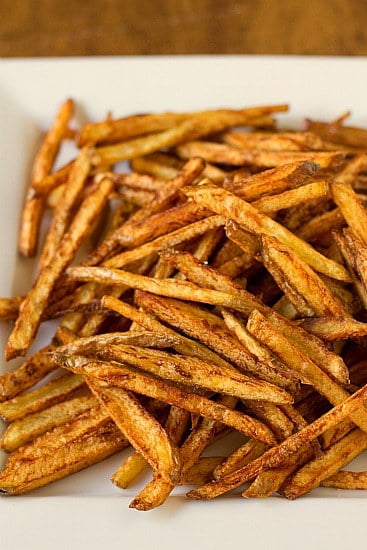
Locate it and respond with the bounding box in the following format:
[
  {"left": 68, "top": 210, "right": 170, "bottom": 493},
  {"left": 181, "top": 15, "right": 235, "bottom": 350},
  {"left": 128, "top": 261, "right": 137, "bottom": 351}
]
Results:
[{"left": 1, "top": 0, "right": 367, "bottom": 57}]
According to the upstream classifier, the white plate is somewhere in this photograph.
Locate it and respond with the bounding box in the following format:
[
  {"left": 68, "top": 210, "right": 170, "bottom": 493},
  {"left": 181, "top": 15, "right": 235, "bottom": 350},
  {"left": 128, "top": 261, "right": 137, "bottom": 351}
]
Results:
[{"left": 1, "top": 56, "right": 367, "bottom": 550}]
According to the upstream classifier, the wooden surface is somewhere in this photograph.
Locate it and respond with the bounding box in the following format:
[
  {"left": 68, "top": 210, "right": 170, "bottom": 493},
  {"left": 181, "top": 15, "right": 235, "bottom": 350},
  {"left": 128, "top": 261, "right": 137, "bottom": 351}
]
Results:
[{"left": 1, "top": 0, "right": 367, "bottom": 57}]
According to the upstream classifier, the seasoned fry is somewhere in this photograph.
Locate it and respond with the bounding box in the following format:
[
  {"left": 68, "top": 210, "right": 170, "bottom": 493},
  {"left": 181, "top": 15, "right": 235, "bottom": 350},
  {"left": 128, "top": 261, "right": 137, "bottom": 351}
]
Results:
[
  {"left": 260, "top": 235, "right": 350, "bottom": 317},
  {"left": 1, "top": 394, "right": 97, "bottom": 452},
  {"left": 321, "top": 470, "right": 367, "bottom": 489},
  {"left": 301, "top": 317, "right": 367, "bottom": 340},
  {"left": 57, "top": 356, "right": 278, "bottom": 444},
  {"left": 5, "top": 99, "right": 367, "bottom": 509},
  {"left": 40, "top": 146, "right": 93, "bottom": 268},
  {"left": 18, "top": 99, "right": 74, "bottom": 257},
  {"left": 280, "top": 428, "right": 367, "bottom": 499},
  {"left": 6, "top": 176, "right": 114, "bottom": 360},
  {"left": 0, "top": 408, "right": 128, "bottom": 495},
  {"left": 177, "top": 141, "right": 344, "bottom": 169},
  {"left": 183, "top": 183, "right": 350, "bottom": 282},
  {"left": 0, "top": 296, "right": 24, "bottom": 320},
  {"left": 187, "top": 384, "right": 367, "bottom": 500},
  {"left": 0, "top": 374, "right": 86, "bottom": 422}
]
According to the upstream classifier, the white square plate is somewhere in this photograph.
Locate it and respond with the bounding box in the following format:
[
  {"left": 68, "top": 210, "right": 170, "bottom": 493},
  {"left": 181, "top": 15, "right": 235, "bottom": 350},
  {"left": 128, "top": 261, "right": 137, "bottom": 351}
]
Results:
[{"left": 0, "top": 56, "right": 367, "bottom": 550}]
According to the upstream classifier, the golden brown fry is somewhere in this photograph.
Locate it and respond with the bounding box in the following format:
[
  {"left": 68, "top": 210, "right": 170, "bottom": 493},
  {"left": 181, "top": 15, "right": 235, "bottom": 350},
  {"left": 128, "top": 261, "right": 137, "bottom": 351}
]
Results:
[
  {"left": 103, "top": 215, "right": 225, "bottom": 269},
  {"left": 79, "top": 105, "right": 285, "bottom": 147},
  {"left": 1, "top": 394, "right": 97, "bottom": 452},
  {"left": 92, "top": 106, "right": 288, "bottom": 165},
  {"left": 213, "top": 440, "right": 268, "bottom": 479},
  {"left": 321, "top": 470, "right": 367, "bottom": 489},
  {"left": 40, "top": 146, "right": 93, "bottom": 268},
  {"left": 87, "top": 379, "right": 180, "bottom": 484},
  {"left": 301, "top": 317, "right": 367, "bottom": 341},
  {"left": 58, "top": 356, "right": 278, "bottom": 444},
  {"left": 179, "top": 395, "right": 237, "bottom": 479},
  {"left": 221, "top": 130, "right": 326, "bottom": 151},
  {"left": 332, "top": 179, "right": 367, "bottom": 248},
  {"left": 0, "top": 374, "right": 86, "bottom": 422},
  {"left": 19, "top": 99, "right": 74, "bottom": 257},
  {"left": 33, "top": 160, "right": 74, "bottom": 196},
  {"left": 0, "top": 408, "right": 128, "bottom": 495},
  {"left": 180, "top": 457, "right": 224, "bottom": 485},
  {"left": 6, "top": 176, "right": 114, "bottom": 360},
  {"left": 251, "top": 180, "right": 329, "bottom": 215},
  {"left": 183, "top": 183, "right": 350, "bottom": 282},
  {"left": 297, "top": 208, "right": 345, "bottom": 243},
  {"left": 226, "top": 160, "right": 318, "bottom": 199},
  {"left": 260, "top": 235, "right": 350, "bottom": 318},
  {"left": 0, "top": 296, "right": 24, "bottom": 320},
  {"left": 280, "top": 428, "right": 367, "bottom": 499},
  {"left": 56, "top": 339, "right": 288, "bottom": 403},
  {"left": 306, "top": 119, "right": 367, "bottom": 148},
  {"left": 177, "top": 141, "right": 344, "bottom": 169},
  {"left": 111, "top": 452, "right": 148, "bottom": 489},
  {"left": 0, "top": 345, "right": 56, "bottom": 402},
  {"left": 101, "top": 295, "right": 237, "bottom": 371},
  {"left": 187, "top": 383, "right": 367, "bottom": 500},
  {"left": 135, "top": 292, "right": 296, "bottom": 393}
]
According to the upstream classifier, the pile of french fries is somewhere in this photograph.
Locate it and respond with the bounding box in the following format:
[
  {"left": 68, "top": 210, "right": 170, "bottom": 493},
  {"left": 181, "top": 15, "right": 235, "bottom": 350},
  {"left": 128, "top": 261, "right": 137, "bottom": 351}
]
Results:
[{"left": 1, "top": 100, "right": 367, "bottom": 510}]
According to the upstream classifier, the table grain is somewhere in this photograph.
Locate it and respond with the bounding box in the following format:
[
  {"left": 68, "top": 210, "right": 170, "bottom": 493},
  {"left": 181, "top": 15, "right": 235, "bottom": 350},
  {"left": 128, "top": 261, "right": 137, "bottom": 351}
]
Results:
[{"left": 1, "top": 0, "right": 367, "bottom": 57}]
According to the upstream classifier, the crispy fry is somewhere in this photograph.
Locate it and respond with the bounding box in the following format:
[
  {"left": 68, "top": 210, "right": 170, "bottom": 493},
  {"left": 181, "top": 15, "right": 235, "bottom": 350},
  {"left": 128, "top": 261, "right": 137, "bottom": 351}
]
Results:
[
  {"left": 135, "top": 292, "right": 296, "bottom": 393},
  {"left": 6, "top": 176, "right": 114, "bottom": 360},
  {"left": 57, "top": 356, "right": 278, "bottom": 444},
  {"left": 1, "top": 394, "right": 97, "bottom": 452},
  {"left": 321, "top": 470, "right": 367, "bottom": 489},
  {"left": 221, "top": 131, "right": 326, "bottom": 151},
  {"left": 187, "top": 384, "right": 367, "bottom": 500},
  {"left": 177, "top": 141, "right": 344, "bottom": 169},
  {"left": 87, "top": 379, "right": 180, "bottom": 485},
  {"left": 301, "top": 317, "right": 367, "bottom": 340},
  {"left": 331, "top": 179, "right": 367, "bottom": 248},
  {"left": 55, "top": 340, "right": 288, "bottom": 403},
  {"left": 0, "top": 374, "right": 86, "bottom": 422},
  {"left": 252, "top": 180, "right": 329, "bottom": 216},
  {"left": 260, "top": 235, "right": 350, "bottom": 318},
  {"left": 0, "top": 296, "right": 24, "bottom": 320},
  {"left": 18, "top": 99, "right": 74, "bottom": 257},
  {"left": 0, "top": 409, "right": 128, "bottom": 495},
  {"left": 40, "top": 146, "right": 93, "bottom": 268},
  {"left": 92, "top": 106, "right": 288, "bottom": 165},
  {"left": 0, "top": 345, "right": 56, "bottom": 402},
  {"left": 183, "top": 183, "right": 350, "bottom": 282},
  {"left": 280, "top": 428, "right": 367, "bottom": 499}
]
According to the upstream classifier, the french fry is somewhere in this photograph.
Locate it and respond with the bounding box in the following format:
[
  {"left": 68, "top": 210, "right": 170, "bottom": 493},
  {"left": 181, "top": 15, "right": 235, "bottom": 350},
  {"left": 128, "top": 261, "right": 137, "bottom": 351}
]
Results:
[
  {"left": 321, "top": 470, "right": 367, "bottom": 489},
  {"left": 306, "top": 118, "right": 367, "bottom": 148},
  {"left": 135, "top": 292, "right": 296, "bottom": 393},
  {"left": 246, "top": 311, "right": 367, "bottom": 435},
  {"left": 0, "top": 374, "right": 86, "bottom": 422},
  {"left": 213, "top": 440, "right": 268, "bottom": 479},
  {"left": 92, "top": 106, "right": 288, "bottom": 165},
  {"left": 18, "top": 99, "right": 74, "bottom": 257},
  {"left": 280, "top": 428, "right": 367, "bottom": 499},
  {"left": 297, "top": 208, "right": 345, "bottom": 244},
  {"left": 187, "top": 383, "right": 367, "bottom": 500},
  {"left": 87, "top": 379, "right": 181, "bottom": 485},
  {"left": 6, "top": 176, "right": 114, "bottom": 360},
  {"left": 180, "top": 457, "right": 224, "bottom": 485},
  {"left": 260, "top": 235, "right": 350, "bottom": 318},
  {"left": 183, "top": 183, "right": 350, "bottom": 282},
  {"left": 176, "top": 141, "right": 344, "bottom": 169},
  {"left": 57, "top": 356, "right": 278, "bottom": 445},
  {"left": 1, "top": 394, "right": 97, "bottom": 452},
  {"left": 221, "top": 130, "right": 326, "bottom": 151},
  {"left": 0, "top": 296, "right": 24, "bottom": 320},
  {"left": 226, "top": 160, "right": 318, "bottom": 199},
  {"left": 301, "top": 317, "right": 367, "bottom": 340},
  {"left": 0, "top": 345, "right": 56, "bottom": 402},
  {"left": 0, "top": 408, "right": 128, "bottom": 495},
  {"left": 100, "top": 295, "right": 239, "bottom": 371},
  {"left": 331, "top": 179, "right": 367, "bottom": 248},
  {"left": 55, "top": 340, "right": 289, "bottom": 403},
  {"left": 39, "top": 146, "right": 93, "bottom": 268}
]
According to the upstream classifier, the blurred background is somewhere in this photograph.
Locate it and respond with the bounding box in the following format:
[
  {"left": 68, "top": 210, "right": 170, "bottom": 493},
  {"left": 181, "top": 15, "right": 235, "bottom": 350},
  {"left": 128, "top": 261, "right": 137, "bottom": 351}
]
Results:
[{"left": 1, "top": 0, "right": 366, "bottom": 57}]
